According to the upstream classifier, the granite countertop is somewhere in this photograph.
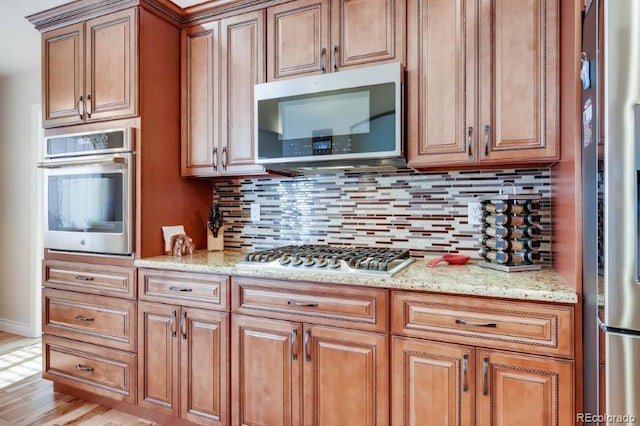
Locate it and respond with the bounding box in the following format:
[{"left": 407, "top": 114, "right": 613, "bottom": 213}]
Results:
[{"left": 135, "top": 251, "right": 578, "bottom": 304}]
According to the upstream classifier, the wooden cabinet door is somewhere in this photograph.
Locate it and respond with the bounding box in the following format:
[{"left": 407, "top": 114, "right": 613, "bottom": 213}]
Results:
[
  {"left": 181, "top": 22, "right": 221, "bottom": 177},
  {"left": 85, "top": 8, "right": 137, "bottom": 122},
  {"left": 476, "top": 350, "right": 573, "bottom": 426},
  {"left": 331, "top": 0, "right": 405, "bottom": 71},
  {"left": 392, "top": 337, "right": 474, "bottom": 426},
  {"left": 220, "top": 11, "right": 266, "bottom": 176},
  {"left": 303, "top": 325, "right": 389, "bottom": 426},
  {"left": 181, "top": 308, "right": 229, "bottom": 426},
  {"left": 42, "top": 23, "right": 85, "bottom": 127},
  {"left": 407, "top": 0, "right": 477, "bottom": 168},
  {"left": 232, "top": 314, "right": 302, "bottom": 426},
  {"left": 477, "top": 0, "right": 559, "bottom": 164},
  {"left": 267, "top": 0, "right": 329, "bottom": 81},
  {"left": 138, "top": 301, "right": 179, "bottom": 417}
]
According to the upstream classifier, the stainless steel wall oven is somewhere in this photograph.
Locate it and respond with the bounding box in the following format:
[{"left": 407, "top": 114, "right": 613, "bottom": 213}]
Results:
[{"left": 39, "top": 128, "right": 134, "bottom": 256}]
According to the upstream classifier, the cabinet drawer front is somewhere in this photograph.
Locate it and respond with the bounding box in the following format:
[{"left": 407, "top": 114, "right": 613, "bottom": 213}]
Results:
[
  {"left": 392, "top": 292, "right": 574, "bottom": 358},
  {"left": 43, "top": 288, "right": 136, "bottom": 352},
  {"left": 232, "top": 277, "right": 388, "bottom": 332},
  {"left": 139, "top": 269, "right": 229, "bottom": 310},
  {"left": 44, "top": 260, "right": 135, "bottom": 299},
  {"left": 43, "top": 335, "right": 136, "bottom": 404}
]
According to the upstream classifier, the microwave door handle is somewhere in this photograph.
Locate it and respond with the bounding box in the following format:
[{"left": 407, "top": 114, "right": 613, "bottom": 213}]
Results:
[{"left": 37, "top": 156, "right": 128, "bottom": 168}]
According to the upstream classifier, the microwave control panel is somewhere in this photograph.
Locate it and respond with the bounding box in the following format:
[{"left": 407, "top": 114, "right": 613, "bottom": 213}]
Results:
[{"left": 283, "top": 135, "right": 352, "bottom": 157}]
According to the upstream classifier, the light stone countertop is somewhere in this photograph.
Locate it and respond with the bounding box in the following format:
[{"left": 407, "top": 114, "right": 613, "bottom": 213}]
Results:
[{"left": 135, "top": 251, "right": 578, "bottom": 304}]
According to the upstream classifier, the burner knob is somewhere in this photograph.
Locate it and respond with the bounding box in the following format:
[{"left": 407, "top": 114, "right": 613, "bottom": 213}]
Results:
[
  {"left": 291, "top": 256, "right": 303, "bottom": 266},
  {"left": 303, "top": 256, "right": 316, "bottom": 267},
  {"left": 316, "top": 258, "right": 328, "bottom": 268},
  {"left": 279, "top": 255, "right": 291, "bottom": 266},
  {"left": 328, "top": 258, "right": 341, "bottom": 269}
]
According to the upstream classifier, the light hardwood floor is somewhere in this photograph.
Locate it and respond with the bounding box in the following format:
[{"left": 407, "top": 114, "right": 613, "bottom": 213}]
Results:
[{"left": 0, "top": 331, "right": 160, "bottom": 426}]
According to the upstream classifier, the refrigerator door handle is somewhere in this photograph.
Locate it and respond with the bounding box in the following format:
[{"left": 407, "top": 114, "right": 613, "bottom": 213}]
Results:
[{"left": 635, "top": 104, "right": 640, "bottom": 284}]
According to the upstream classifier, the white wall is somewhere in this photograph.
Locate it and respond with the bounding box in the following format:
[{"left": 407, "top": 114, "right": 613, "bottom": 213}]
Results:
[{"left": 0, "top": 68, "right": 42, "bottom": 337}]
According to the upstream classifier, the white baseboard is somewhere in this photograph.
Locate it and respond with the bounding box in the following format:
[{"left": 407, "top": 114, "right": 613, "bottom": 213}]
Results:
[{"left": 0, "top": 318, "right": 39, "bottom": 338}]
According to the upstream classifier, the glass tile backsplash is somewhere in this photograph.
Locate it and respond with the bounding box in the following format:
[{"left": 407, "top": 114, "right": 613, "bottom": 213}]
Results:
[{"left": 213, "top": 168, "right": 552, "bottom": 264}]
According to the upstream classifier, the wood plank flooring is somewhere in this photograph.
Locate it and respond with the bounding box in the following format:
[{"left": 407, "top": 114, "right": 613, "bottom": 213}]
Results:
[{"left": 0, "top": 331, "right": 160, "bottom": 426}]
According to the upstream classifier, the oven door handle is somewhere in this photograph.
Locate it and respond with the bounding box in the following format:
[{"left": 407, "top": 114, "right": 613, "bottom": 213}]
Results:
[{"left": 37, "top": 156, "right": 129, "bottom": 168}]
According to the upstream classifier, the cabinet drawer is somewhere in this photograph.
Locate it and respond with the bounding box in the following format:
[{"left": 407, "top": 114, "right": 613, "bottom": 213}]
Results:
[
  {"left": 43, "top": 260, "right": 136, "bottom": 299},
  {"left": 43, "top": 288, "right": 136, "bottom": 352},
  {"left": 232, "top": 277, "right": 388, "bottom": 332},
  {"left": 139, "top": 269, "right": 229, "bottom": 311},
  {"left": 43, "top": 335, "right": 136, "bottom": 404},
  {"left": 392, "top": 292, "right": 574, "bottom": 358}
]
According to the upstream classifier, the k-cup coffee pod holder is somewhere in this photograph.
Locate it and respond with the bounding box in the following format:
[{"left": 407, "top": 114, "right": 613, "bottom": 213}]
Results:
[{"left": 478, "top": 183, "right": 542, "bottom": 272}]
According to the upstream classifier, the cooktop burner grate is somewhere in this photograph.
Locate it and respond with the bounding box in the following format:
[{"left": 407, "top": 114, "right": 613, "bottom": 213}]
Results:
[{"left": 237, "top": 245, "right": 414, "bottom": 277}]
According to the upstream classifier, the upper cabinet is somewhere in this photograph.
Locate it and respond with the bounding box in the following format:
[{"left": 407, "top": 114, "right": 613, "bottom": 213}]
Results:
[
  {"left": 266, "top": 0, "right": 405, "bottom": 81},
  {"left": 408, "top": 0, "right": 559, "bottom": 169},
  {"left": 42, "top": 8, "right": 137, "bottom": 128},
  {"left": 181, "top": 10, "right": 266, "bottom": 177}
]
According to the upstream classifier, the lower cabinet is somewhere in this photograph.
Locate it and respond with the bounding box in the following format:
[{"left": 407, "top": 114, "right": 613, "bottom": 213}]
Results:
[
  {"left": 392, "top": 337, "right": 475, "bottom": 425},
  {"left": 43, "top": 334, "right": 137, "bottom": 404},
  {"left": 138, "top": 301, "right": 229, "bottom": 426},
  {"left": 476, "top": 349, "right": 574, "bottom": 426},
  {"left": 232, "top": 314, "right": 389, "bottom": 426},
  {"left": 392, "top": 337, "right": 574, "bottom": 426}
]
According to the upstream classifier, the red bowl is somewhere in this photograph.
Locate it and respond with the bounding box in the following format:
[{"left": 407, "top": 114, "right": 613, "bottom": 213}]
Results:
[{"left": 426, "top": 254, "right": 471, "bottom": 268}]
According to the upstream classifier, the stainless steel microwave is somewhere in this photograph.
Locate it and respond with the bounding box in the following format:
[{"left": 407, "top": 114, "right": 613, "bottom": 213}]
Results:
[{"left": 254, "top": 62, "right": 404, "bottom": 170}]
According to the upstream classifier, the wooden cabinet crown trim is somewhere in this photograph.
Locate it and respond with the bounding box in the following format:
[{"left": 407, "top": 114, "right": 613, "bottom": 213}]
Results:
[
  {"left": 26, "top": 0, "right": 295, "bottom": 31},
  {"left": 27, "top": 0, "right": 181, "bottom": 31}
]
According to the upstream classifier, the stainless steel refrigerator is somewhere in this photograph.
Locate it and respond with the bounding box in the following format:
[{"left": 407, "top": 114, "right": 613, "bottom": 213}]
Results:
[{"left": 583, "top": 0, "right": 640, "bottom": 423}]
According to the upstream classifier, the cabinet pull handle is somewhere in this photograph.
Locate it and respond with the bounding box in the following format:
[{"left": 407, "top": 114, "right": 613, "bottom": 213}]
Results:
[
  {"left": 462, "top": 353, "right": 469, "bottom": 392},
  {"left": 333, "top": 45, "right": 338, "bottom": 72},
  {"left": 320, "top": 47, "right": 326, "bottom": 74},
  {"left": 455, "top": 319, "right": 497, "bottom": 328},
  {"left": 213, "top": 147, "right": 218, "bottom": 171},
  {"left": 180, "top": 311, "right": 187, "bottom": 340},
  {"left": 170, "top": 310, "right": 177, "bottom": 337},
  {"left": 75, "top": 364, "right": 94, "bottom": 372},
  {"left": 482, "top": 355, "right": 489, "bottom": 396},
  {"left": 467, "top": 127, "right": 473, "bottom": 158},
  {"left": 86, "top": 94, "right": 92, "bottom": 119},
  {"left": 304, "top": 329, "right": 311, "bottom": 362},
  {"left": 74, "top": 315, "right": 94, "bottom": 322},
  {"left": 287, "top": 300, "right": 318, "bottom": 308},
  {"left": 291, "top": 329, "right": 298, "bottom": 360},
  {"left": 484, "top": 124, "right": 490, "bottom": 157},
  {"left": 222, "top": 146, "right": 228, "bottom": 170},
  {"left": 74, "top": 275, "right": 94, "bottom": 281},
  {"left": 77, "top": 96, "right": 84, "bottom": 119},
  {"left": 169, "top": 286, "right": 193, "bottom": 292}
]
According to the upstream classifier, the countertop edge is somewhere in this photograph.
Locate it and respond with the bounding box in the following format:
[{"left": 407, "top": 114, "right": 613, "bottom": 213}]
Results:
[{"left": 134, "top": 254, "right": 578, "bottom": 305}]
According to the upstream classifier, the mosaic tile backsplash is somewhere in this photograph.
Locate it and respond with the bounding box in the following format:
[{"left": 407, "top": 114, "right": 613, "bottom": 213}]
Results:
[{"left": 213, "top": 168, "right": 552, "bottom": 264}]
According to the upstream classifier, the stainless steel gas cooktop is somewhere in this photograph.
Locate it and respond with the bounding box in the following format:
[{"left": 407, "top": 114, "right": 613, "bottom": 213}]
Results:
[{"left": 236, "top": 245, "right": 414, "bottom": 277}]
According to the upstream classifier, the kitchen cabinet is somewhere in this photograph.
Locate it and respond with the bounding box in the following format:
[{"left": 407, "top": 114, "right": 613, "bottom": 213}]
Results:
[
  {"left": 407, "top": 0, "right": 559, "bottom": 168},
  {"left": 42, "top": 8, "right": 137, "bottom": 128},
  {"left": 266, "top": 0, "right": 405, "bottom": 81},
  {"left": 41, "top": 260, "right": 138, "bottom": 404},
  {"left": 138, "top": 302, "right": 229, "bottom": 426},
  {"left": 232, "top": 315, "right": 302, "bottom": 425},
  {"left": 137, "top": 269, "right": 230, "bottom": 425},
  {"left": 231, "top": 277, "right": 389, "bottom": 425},
  {"left": 392, "top": 337, "right": 475, "bottom": 425},
  {"left": 392, "top": 291, "right": 575, "bottom": 425},
  {"left": 476, "top": 350, "right": 573, "bottom": 425},
  {"left": 181, "top": 10, "right": 266, "bottom": 177}
]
